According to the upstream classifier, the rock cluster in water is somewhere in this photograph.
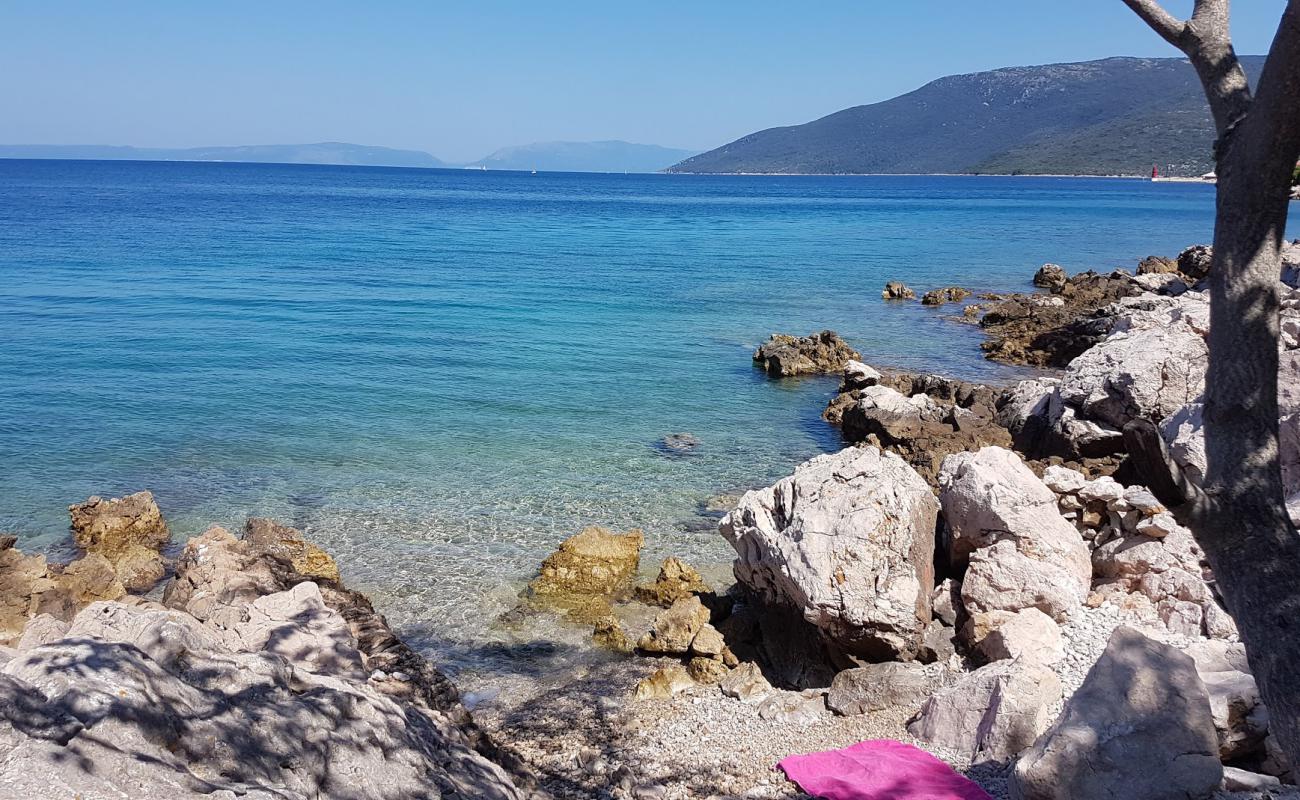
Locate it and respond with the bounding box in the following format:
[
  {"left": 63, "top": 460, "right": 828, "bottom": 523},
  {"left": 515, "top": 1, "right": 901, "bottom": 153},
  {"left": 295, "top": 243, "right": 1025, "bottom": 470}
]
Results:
[{"left": 752, "top": 329, "right": 860, "bottom": 377}]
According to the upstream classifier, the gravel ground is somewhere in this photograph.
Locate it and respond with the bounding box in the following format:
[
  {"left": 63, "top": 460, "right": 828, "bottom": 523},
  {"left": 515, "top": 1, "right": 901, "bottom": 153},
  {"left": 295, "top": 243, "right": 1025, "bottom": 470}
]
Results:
[
  {"left": 459, "top": 601, "right": 1298, "bottom": 800},
  {"left": 466, "top": 652, "right": 982, "bottom": 800}
]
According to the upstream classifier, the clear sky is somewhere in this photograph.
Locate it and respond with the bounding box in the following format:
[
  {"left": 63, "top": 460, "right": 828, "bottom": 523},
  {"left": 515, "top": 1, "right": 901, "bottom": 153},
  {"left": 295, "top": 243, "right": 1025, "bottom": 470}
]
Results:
[{"left": 0, "top": 1, "right": 1290, "bottom": 163}]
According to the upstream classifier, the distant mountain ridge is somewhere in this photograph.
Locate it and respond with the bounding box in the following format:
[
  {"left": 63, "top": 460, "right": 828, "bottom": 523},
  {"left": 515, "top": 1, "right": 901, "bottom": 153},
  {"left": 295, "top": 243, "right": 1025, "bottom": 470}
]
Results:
[
  {"left": 0, "top": 142, "right": 445, "bottom": 168},
  {"left": 467, "top": 140, "right": 697, "bottom": 173},
  {"left": 668, "top": 56, "right": 1265, "bottom": 177}
]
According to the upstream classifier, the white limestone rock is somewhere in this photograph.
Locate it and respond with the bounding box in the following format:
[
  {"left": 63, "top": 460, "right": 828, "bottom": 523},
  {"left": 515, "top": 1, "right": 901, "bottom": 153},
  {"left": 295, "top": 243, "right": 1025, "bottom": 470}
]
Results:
[
  {"left": 1011, "top": 627, "right": 1222, "bottom": 800},
  {"left": 1058, "top": 296, "right": 1209, "bottom": 428},
  {"left": 908, "top": 658, "right": 1061, "bottom": 764},
  {"left": 721, "top": 446, "right": 939, "bottom": 661},
  {"left": 939, "top": 447, "right": 1090, "bottom": 620},
  {"left": 969, "top": 608, "right": 1065, "bottom": 665}
]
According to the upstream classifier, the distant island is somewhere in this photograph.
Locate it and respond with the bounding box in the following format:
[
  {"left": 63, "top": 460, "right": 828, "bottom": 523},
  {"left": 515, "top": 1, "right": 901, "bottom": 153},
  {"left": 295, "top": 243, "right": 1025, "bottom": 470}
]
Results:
[
  {"left": 0, "top": 142, "right": 446, "bottom": 169},
  {"left": 466, "top": 140, "right": 697, "bottom": 173},
  {"left": 667, "top": 56, "right": 1265, "bottom": 177},
  {"left": 0, "top": 139, "right": 699, "bottom": 174}
]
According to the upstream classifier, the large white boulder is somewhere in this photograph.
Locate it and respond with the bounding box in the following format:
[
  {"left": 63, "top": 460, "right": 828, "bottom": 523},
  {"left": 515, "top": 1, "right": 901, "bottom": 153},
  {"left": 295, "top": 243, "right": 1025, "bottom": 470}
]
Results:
[
  {"left": 1011, "top": 627, "right": 1222, "bottom": 800},
  {"left": 1058, "top": 297, "right": 1209, "bottom": 429},
  {"left": 0, "top": 602, "right": 527, "bottom": 800},
  {"left": 721, "top": 446, "right": 940, "bottom": 661},
  {"left": 939, "top": 447, "right": 1090, "bottom": 620}
]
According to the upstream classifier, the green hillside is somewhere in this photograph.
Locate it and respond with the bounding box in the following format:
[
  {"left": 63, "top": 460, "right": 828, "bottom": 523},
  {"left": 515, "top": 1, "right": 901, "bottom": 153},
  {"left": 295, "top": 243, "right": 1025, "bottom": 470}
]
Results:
[{"left": 668, "top": 56, "right": 1264, "bottom": 176}]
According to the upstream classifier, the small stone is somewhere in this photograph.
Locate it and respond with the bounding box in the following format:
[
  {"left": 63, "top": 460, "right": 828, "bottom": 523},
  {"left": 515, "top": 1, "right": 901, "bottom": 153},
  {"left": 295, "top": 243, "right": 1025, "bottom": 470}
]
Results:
[
  {"left": 1122, "top": 486, "right": 1166, "bottom": 516},
  {"left": 638, "top": 596, "right": 711, "bottom": 655},
  {"left": 1078, "top": 477, "right": 1124, "bottom": 504},
  {"left": 634, "top": 666, "right": 694, "bottom": 700},
  {"left": 1135, "top": 512, "right": 1180, "bottom": 538},
  {"left": 689, "top": 623, "right": 726, "bottom": 658},
  {"left": 686, "top": 656, "right": 729, "bottom": 684},
  {"left": 757, "top": 691, "right": 825, "bottom": 725},
  {"left": 719, "top": 662, "right": 773, "bottom": 705},
  {"left": 592, "top": 615, "right": 633, "bottom": 653},
  {"left": 1042, "top": 465, "right": 1087, "bottom": 495}
]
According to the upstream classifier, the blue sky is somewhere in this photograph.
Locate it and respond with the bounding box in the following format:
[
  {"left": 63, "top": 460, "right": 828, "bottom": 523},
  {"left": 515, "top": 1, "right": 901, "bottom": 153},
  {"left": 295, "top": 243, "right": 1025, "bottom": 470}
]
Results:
[{"left": 0, "top": 1, "right": 1289, "bottom": 162}]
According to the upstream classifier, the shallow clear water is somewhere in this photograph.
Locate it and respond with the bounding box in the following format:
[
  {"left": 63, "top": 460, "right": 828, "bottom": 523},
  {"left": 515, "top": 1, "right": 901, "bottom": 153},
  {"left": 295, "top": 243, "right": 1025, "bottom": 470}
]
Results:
[{"left": 0, "top": 160, "right": 1238, "bottom": 670}]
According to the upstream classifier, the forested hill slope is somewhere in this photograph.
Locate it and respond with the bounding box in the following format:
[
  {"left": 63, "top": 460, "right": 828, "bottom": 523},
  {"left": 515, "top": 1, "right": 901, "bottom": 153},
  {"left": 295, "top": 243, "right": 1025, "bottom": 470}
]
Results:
[{"left": 668, "top": 56, "right": 1264, "bottom": 176}]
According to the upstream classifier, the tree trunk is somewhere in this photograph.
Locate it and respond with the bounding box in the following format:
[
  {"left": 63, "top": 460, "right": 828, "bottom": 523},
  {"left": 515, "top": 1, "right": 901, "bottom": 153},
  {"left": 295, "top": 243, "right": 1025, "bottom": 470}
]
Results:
[
  {"left": 1120, "top": 0, "right": 1300, "bottom": 770},
  {"left": 1198, "top": 176, "right": 1300, "bottom": 770},
  {"left": 1196, "top": 14, "right": 1300, "bottom": 759}
]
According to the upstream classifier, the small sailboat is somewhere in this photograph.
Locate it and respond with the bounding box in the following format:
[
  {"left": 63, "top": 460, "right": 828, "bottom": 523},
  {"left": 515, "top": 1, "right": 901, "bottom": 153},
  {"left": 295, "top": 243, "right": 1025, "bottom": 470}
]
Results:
[{"left": 1151, "top": 163, "right": 1159, "bottom": 181}]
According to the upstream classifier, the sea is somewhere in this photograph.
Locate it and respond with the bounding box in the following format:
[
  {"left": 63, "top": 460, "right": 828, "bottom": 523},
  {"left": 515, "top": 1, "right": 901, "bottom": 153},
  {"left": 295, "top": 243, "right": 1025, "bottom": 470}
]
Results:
[{"left": 0, "top": 159, "right": 1238, "bottom": 675}]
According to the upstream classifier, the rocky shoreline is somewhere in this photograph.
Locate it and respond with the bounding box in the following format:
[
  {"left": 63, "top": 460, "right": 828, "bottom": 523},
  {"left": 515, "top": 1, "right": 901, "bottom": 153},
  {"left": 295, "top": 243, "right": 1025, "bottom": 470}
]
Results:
[
  {"left": 459, "top": 240, "right": 1300, "bottom": 799},
  {"left": 3, "top": 242, "right": 1300, "bottom": 799}
]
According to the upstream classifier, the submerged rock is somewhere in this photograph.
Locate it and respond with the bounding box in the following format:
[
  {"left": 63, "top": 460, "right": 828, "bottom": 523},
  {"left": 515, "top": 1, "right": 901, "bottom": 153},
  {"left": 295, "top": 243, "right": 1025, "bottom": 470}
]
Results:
[
  {"left": 882, "top": 281, "right": 916, "bottom": 300},
  {"left": 634, "top": 557, "right": 709, "bottom": 608},
  {"left": 721, "top": 447, "right": 938, "bottom": 661},
  {"left": 1033, "top": 263, "right": 1067, "bottom": 291},
  {"left": 921, "top": 286, "right": 972, "bottom": 306},
  {"left": 525, "top": 525, "right": 643, "bottom": 622},
  {"left": 753, "top": 330, "right": 860, "bottom": 377},
  {"left": 68, "top": 491, "right": 170, "bottom": 593},
  {"left": 68, "top": 491, "right": 169, "bottom": 559},
  {"left": 656, "top": 432, "right": 701, "bottom": 456}
]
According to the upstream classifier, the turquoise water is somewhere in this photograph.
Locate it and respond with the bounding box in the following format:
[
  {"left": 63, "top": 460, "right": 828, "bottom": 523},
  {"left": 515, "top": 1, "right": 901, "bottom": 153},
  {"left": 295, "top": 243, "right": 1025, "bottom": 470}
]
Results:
[{"left": 0, "top": 160, "right": 1232, "bottom": 661}]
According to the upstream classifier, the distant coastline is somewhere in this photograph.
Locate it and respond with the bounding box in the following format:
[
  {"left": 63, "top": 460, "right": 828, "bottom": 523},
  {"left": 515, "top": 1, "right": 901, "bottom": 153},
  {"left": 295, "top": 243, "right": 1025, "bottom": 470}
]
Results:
[{"left": 0, "top": 158, "right": 1212, "bottom": 181}]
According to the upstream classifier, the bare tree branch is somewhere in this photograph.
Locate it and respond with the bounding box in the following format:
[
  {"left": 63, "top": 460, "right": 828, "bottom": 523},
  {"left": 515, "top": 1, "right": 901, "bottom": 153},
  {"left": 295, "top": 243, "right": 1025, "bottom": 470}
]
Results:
[
  {"left": 1120, "top": 0, "right": 1188, "bottom": 47},
  {"left": 1190, "top": 0, "right": 1231, "bottom": 31}
]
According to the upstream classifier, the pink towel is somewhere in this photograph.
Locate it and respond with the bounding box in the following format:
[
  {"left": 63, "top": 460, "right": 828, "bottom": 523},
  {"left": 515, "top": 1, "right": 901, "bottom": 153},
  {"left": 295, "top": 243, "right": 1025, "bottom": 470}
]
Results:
[{"left": 777, "top": 739, "right": 994, "bottom": 800}]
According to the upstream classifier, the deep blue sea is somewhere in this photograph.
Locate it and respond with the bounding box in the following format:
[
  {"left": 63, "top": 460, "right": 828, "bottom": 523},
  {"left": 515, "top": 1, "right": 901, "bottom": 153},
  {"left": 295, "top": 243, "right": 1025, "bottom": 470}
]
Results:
[{"left": 0, "top": 159, "right": 1238, "bottom": 664}]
